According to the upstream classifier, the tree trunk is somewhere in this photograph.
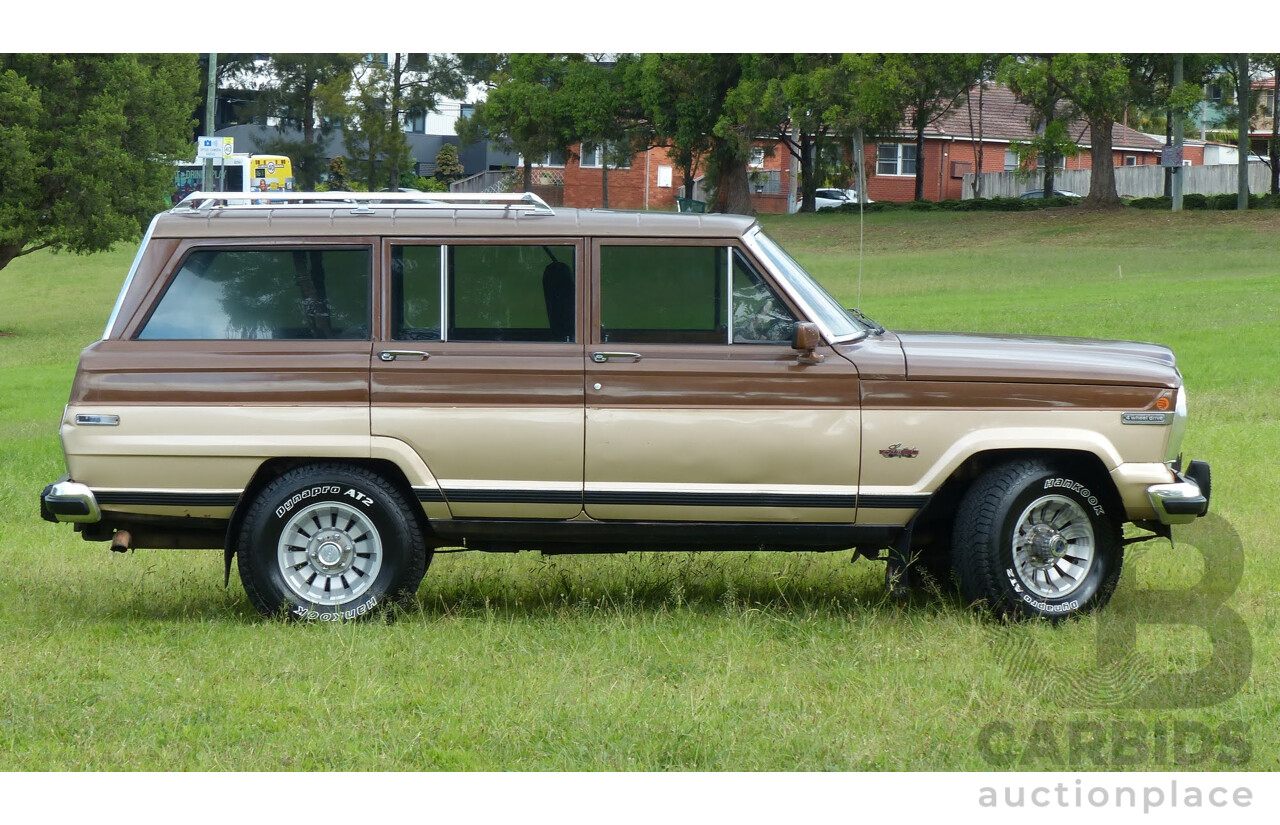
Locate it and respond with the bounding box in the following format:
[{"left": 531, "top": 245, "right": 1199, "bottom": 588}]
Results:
[
  {"left": 1083, "top": 116, "right": 1121, "bottom": 209},
  {"left": 683, "top": 159, "right": 696, "bottom": 199},
  {"left": 966, "top": 82, "right": 985, "bottom": 198},
  {"left": 913, "top": 122, "right": 927, "bottom": 201},
  {"left": 601, "top": 160, "right": 609, "bottom": 209},
  {"left": 714, "top": 151, "right": 754, "bottom": 215},
  {"left": 798, "top": 133, "right": 816, "bottom": 212},
  {"left": 1272, "top": 69, "right": 1279, "bottom": 195},
  {"left": 1164, "top": 107, "right": 1173, "bottom": 197},
  {"left": 522, "top": 158, "right": 532, "bottom": 192},
  {"left": 0, "top": 244, "right": 23, "bottom": 273},
  {"left": 1043, "top": 153, "right": 1055, "bottom": 196},
  {"left": 1237, "top": 54, "right": 1250, "bottom": 210},
  {"left": 389, "top": 53, "right": 403, "bottom": 192}
]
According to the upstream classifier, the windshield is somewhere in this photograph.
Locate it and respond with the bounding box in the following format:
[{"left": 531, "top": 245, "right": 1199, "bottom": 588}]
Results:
[{"left": 746, "top": 228, "right": 867, "bottom": 341}]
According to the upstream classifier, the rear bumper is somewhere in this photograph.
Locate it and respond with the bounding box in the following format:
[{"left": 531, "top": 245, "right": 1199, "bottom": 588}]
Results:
[
  {"left": 1147, "top": 459, "right": 1211, "bottom": 525},
  {"left": 40, "top": 477, "right": 101, "bottom": 524}
]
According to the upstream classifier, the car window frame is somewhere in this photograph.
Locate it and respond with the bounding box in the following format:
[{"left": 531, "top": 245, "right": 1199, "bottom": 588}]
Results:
[
  {"left": 125, "top": 237, "right": 378, "bottom": 342},
  {"left": 379, "top": 236, "right": 585, "bottom": 346},
  {"left": 589, "top": 237, "right": 805, "bottom": 348}
]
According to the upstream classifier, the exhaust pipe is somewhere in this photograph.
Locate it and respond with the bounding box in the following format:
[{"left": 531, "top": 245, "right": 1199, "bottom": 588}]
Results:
[{"left": 110, "top": 530, "right": 132, "bottom": 554}]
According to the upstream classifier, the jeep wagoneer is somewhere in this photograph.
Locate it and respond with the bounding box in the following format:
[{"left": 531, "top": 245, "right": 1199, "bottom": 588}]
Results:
[{"left": 41, "top": 191, "right": 1211, "bottom": 620}]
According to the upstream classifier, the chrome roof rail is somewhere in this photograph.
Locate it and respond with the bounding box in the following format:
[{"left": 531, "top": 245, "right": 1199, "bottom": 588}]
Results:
[{"left": 173, "top": 190, "right": 556, "bottom": 216}]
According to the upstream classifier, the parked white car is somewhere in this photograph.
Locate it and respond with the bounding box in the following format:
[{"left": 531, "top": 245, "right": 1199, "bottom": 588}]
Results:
[{"left": 801, "top": 188, "right": 873, "bottom": 210}]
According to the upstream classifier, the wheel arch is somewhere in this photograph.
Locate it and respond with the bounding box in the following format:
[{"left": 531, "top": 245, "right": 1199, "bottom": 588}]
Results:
[
  {"left": 222, "top": 456, "right": 432, "bottom": 584},
  {"left": 909, "top": 447, "right": 1125, "bottom": 552}
]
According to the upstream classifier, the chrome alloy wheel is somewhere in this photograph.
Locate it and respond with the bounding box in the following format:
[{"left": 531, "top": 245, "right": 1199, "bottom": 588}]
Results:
[
  {"left": 1011, "top": 494, "right": 1096, "bottom": 599},
  {"left": 277, "top": 501, "right": 383, "bottom": 605}
]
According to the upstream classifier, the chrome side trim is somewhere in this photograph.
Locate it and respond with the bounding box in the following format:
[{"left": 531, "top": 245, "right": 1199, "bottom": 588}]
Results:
[
  {"left": 102, "top": 214, "right": 160, "bottom": 340},
  {"left": 1165, "top": 386, "right": 1189, "bottom": 463},
  {"left": 74, "top": 414, "right": 120, "bottom": 426}
]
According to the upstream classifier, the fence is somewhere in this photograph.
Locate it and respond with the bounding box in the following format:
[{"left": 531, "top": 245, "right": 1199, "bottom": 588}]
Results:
[
  {"left": 961, "top": 161, "right": 1273, "bottom": 199},
  {"left": 450, "top": 169, "right": 521, "bottom": 194}
]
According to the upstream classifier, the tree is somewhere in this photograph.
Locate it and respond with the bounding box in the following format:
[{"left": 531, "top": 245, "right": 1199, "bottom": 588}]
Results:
[
  {"left": 433, "top": 143, "right": 465, "bottom": 184},
  {"left": 323, "top": 156, "right": 351, "bottom": 191},
  {"left": 457, "top": 54, "right": 577, "bottom": 193},
  {"left": 1268, "top": 56, "right": 1280, "bottom": 195},
  {"left": 730, "top": 54, "right": 906, "bottom": 212},
  {"left": 558, "top": 55, "right": 646, "bottom": 208},
  {"left": 0, "top": 54, "right": 198, "bottom": 274},
  {"left": 1234, "top": 54, "right": 1251, "bottom": 209},
  {"left": 999, "top": 56, "right": 1079, "bottom": 196},
  {"left": 337, "top": 54, "right": 464, "bottom": 191},
  {"left": 251, "top": 54, "right": 361, "bottom": 189},
  {"left": 1004, "top": 54, "right": 1160, "bottom": 209},
  {"left": 636, "top": 53, "right": 723, "bottom": 200},
  {"left": 881, "top": 54, "right": 980, "bottom": 201},
  {"left": 962, "top": 56, "right": 1005, "bottom": 198}
]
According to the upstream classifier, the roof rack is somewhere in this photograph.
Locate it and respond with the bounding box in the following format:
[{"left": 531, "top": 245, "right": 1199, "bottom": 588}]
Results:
[{"left": 173, "top": 190, "right": 555, "bottom": 216}]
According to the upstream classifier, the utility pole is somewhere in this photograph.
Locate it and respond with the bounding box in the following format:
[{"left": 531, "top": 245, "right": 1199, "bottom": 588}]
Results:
[
  {"left": 1173, "top": 55, "right": 1184, "bottom": 212},
  {"left": 204, "top": 53, "right": 217, "bottom": 191}
]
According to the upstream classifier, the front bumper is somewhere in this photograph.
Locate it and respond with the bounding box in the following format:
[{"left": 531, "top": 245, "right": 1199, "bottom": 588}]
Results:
[
  {"left": 1146, "top": 459, "right": 1211, "bottom": 525},
  {"left": 40, "top": 477, "right": 101, "bottom": 524}
]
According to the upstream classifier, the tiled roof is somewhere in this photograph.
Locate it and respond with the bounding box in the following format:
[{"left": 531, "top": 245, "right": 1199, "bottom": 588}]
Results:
[{"left": 912, "top": 84, "right": 1165, "bottom": 152}]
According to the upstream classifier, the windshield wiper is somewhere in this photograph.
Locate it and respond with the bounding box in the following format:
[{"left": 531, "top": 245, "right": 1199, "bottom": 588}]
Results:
[{"left": 846, "top": 307, "right": 885, "bottom": 335}]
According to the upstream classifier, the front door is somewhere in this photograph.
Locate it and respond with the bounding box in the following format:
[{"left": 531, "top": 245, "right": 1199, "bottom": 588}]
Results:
[
  {"left": 371, "top": 239, "right": 585, "bottom": 519},
  {"left": 583, "top": 241, "right": 861, "bottom": 524}
]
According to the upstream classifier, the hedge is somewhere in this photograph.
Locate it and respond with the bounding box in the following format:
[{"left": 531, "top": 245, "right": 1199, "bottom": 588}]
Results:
[{"left": 826, "top": 192, "right": 1280, "bottom": 214}]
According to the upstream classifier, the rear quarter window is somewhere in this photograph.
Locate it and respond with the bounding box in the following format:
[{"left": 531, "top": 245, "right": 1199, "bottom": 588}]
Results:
[{"left": 137, "top": 247, "right": 371, "bottom": 340}]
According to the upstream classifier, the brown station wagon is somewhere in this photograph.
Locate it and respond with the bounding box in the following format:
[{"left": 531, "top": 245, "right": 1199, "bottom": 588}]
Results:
[{"left": 40, "top": 191, "right": 1211, "bottom": 621}]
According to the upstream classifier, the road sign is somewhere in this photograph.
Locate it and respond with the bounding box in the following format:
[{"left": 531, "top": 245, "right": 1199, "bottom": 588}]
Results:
[
  {"left": 222, "top": 137, "right": 234, "bottom": 157},
  {"left": 1161, "top": 146, "right": 1184, "bottom": 168},
  {"left": 197, "top": 136, "right": 224, "bottom": 159}
]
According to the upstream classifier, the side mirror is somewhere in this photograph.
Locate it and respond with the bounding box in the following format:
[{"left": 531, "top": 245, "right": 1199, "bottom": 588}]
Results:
[{"left": 792, "top": 322, "right": 825, "bottom": 365}]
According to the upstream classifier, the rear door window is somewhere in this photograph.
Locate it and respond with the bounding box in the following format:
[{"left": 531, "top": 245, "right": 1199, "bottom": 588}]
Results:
[{"left": 389, "top": 243, "right": 577, "bottom": 343}]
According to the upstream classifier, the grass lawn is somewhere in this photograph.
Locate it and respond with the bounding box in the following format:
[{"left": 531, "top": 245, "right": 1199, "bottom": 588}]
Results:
[{"left": 1, "top": 207, "right": 1277, "bottom": 771}]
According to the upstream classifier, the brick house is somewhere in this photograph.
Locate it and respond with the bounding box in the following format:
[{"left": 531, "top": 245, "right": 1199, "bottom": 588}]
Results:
[
  {"left": 529, "top": 138, "right": 794, "bottom": 213},
  {"left": 864, "top": 84, "right": 1167, "bottom": 202}
]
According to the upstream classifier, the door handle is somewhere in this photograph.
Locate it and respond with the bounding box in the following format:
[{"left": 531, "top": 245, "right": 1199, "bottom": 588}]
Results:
[
  {"left": 378, "top": 350, "right": 430, "bottom": 362},
  {"left": 591, "top": 351, "right": 643, "bottom": 363}
]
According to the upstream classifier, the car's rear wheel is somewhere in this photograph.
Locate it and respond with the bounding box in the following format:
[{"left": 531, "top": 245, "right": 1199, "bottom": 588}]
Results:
[
  {"left": 952, "top": 460, "right": 1122, "bottom": 620},
  {"left": 236, "top": 463, "right": 428, "bottom": 620}
]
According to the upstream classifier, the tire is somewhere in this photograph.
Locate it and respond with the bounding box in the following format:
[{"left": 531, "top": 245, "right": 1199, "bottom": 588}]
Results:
[
  {"left": 952, "top": 460, "right": 1122, "bottom": 620},
  {"left": 236, "top": 463, "right": 429, "bottom": 620}
]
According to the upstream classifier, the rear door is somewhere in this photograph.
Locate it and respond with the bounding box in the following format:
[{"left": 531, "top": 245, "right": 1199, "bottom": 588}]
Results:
[{"left": 370, "top": 238, "right": 585, "bottom": 519}]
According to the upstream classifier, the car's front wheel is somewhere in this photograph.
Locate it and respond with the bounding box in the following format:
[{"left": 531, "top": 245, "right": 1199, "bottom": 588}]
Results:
[
  {"left": 952, "top": 460, "right": 1122, "bottom": 620},
  {"left": 236, "top": 463, "right": 428, "bottom": 620}
]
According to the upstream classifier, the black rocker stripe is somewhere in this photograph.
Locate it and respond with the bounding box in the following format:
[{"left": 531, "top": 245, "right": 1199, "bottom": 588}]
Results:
[
  {"left": 858, "top": 494, "right": 932, "bottom": 509},
  {"left": 415, "top": 487, "right": 927, "bottom": 510},
  {"left": 95, "top": 491, "right": 242, "bottom": 507},
  {"left": 585, "top": 490, "right": 856, "bottom": 508},
  {"left": 444, "top": 489, "right": 583, "bottom": 504}
]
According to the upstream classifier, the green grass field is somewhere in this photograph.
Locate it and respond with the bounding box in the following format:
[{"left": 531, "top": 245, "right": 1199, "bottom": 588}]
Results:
[{"left": 1, "top": 208, "right": 1277, "bottom": 771}]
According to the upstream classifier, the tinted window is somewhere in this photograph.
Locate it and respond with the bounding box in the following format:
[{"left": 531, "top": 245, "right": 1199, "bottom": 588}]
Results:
[
  {"left": 599, "top": 246, "right": 727, "bottom": 344},
  {"left": 391, "top": 245, "right": 576, "bottom": 343},
  {"left": 732, "top": 252, "right": 797, "bottom": 344},
  {"left": 390, "top": 245, "right": 442, "bottom": 341},
  {"left": 138, "top": 247, "right": 370, "bottom": 340},
  {"left": 391, "top": 244, "right": 576, "bottom": 343}
]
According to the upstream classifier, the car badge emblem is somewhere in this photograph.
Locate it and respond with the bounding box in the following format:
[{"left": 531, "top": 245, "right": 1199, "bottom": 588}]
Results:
[{"left": 879, "top": 443, "right": 919, "bottom": 458}]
